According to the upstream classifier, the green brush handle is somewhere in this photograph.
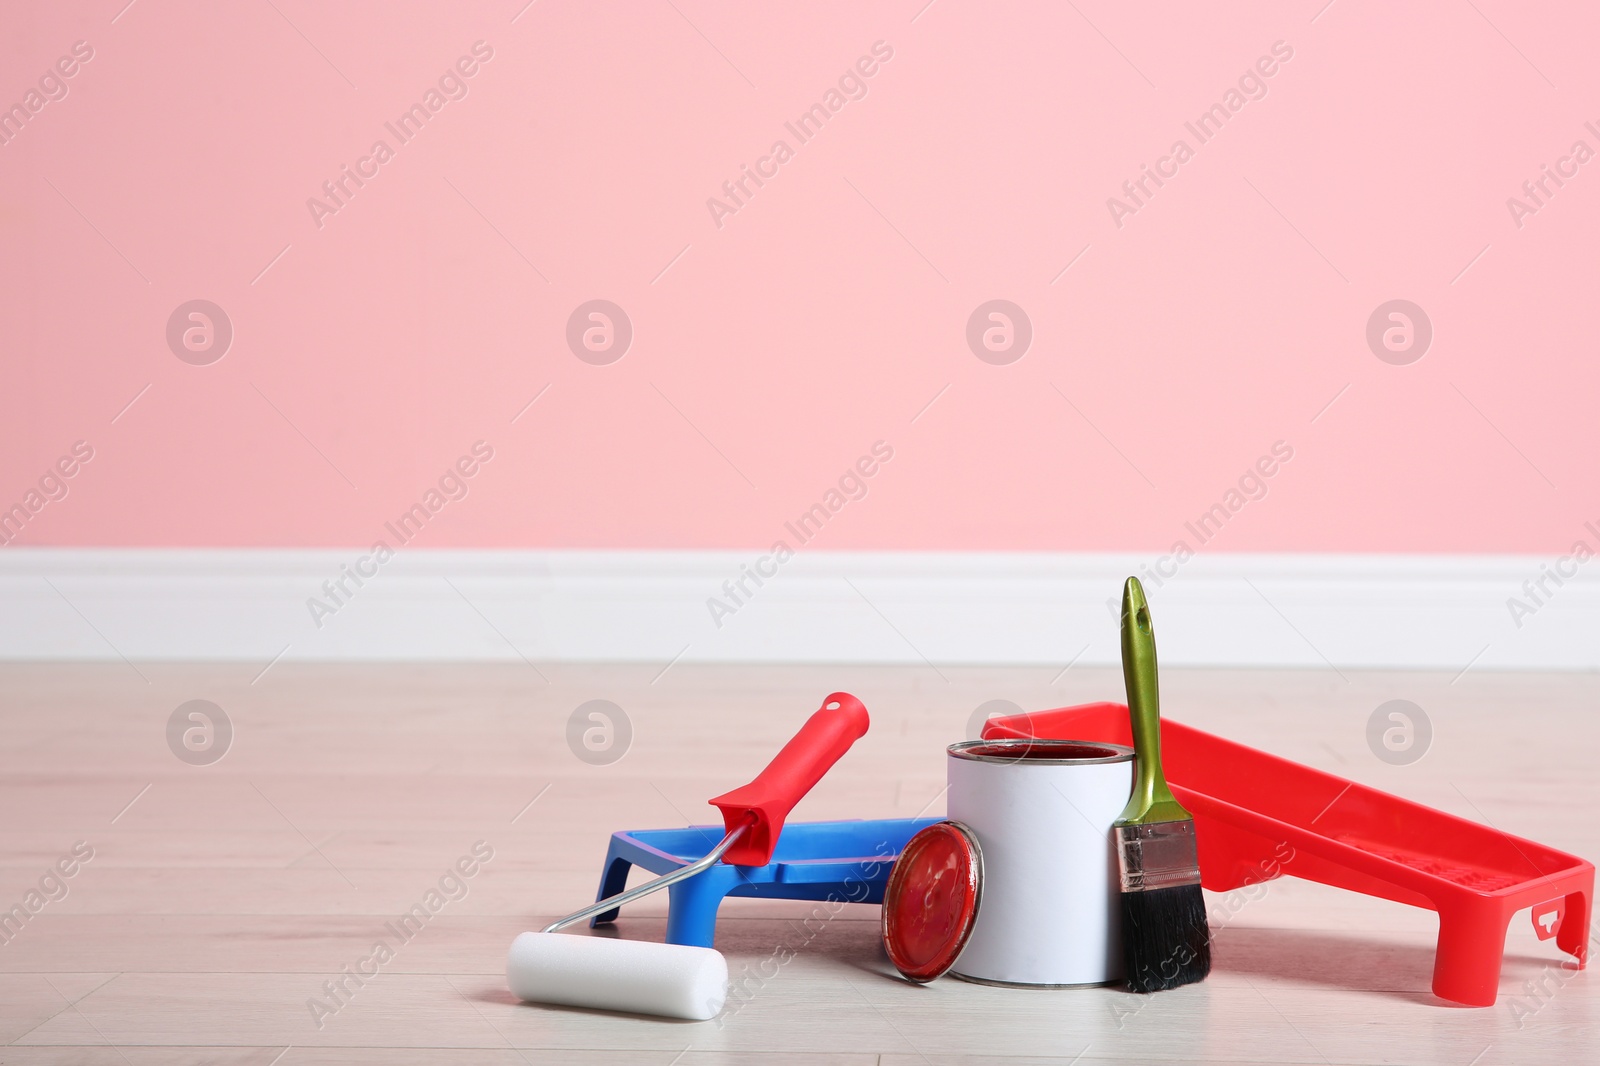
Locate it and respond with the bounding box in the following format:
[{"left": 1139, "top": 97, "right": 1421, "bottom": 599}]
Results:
[{"left": 1116, "top": 577, "right": 1192, "bottom": 827}]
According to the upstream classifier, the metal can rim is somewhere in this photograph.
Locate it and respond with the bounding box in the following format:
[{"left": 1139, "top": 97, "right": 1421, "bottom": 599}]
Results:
[{"left": 947, "top": 738, "right": 1135, "bottom": 765}]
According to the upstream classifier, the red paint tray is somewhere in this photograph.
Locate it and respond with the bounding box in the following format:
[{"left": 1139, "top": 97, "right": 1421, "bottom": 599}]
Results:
[{"left": 984, "top": 702, "right": 1593, "bottom": 1006}]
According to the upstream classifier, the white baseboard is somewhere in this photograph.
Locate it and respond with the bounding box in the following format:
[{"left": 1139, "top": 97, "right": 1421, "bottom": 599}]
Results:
[{"left": 0, "top": 549, "right": 1593, "bottom": 670}]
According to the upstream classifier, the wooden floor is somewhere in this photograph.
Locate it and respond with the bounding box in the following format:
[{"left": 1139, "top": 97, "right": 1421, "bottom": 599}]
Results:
[{"left": 0, "top": 661, "right": 1594, "bottom": 1065}]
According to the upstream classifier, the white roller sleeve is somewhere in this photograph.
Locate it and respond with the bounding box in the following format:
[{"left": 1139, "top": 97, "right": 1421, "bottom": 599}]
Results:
[{"left": 506, "top": 932, "right": 728, "bottom": 1021}]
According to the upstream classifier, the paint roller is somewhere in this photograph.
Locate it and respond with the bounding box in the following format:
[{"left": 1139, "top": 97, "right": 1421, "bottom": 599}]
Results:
[{"left": 507, "top": 692, "right": 871, "bottom": 1020}]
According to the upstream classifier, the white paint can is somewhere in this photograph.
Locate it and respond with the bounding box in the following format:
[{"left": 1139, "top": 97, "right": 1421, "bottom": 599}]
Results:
[{"left": 946, "top": 738, "right": 1135, "bottom": 986}]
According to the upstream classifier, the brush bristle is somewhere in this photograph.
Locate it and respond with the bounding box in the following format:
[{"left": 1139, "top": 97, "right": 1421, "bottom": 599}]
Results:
[{"left": 1120, "top": 883, "right": 1211, "bottom": 993}]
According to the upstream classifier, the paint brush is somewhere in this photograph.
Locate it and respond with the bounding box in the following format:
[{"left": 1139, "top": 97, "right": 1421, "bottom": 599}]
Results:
[{"left": 1114, "top": 576, "right": 1211, "bottom": 992}]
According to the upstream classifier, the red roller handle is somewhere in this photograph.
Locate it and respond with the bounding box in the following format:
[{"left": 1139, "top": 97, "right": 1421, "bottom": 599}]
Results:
[{"left": 708, "top": 692, "right": 870, "bottom": 866}]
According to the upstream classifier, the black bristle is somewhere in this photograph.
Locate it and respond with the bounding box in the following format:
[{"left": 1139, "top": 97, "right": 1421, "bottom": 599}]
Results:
[{"left": 1120, "top": 883, "right": 1211, "bottom": 993}]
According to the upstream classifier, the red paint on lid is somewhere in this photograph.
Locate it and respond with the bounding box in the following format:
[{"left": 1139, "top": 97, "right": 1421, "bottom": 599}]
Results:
[{"left": 881, "top": 821, "right": 982, "bottom": 983}]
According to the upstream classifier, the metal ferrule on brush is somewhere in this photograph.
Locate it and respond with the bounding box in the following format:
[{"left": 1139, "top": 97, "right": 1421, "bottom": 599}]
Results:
[{"left": 1115, "top": 820, "right": 1203, "bottom": 893}]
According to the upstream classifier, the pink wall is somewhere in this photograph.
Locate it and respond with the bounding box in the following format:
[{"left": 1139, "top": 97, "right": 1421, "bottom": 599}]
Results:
[{"left": 1, "top": 1, "right": 1593, "bottom": 553}]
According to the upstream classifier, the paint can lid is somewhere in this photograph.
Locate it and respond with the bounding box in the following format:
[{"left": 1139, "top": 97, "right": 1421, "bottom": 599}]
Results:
[{"left": 881, "top": 820, "right": 983, "bottom": 982}]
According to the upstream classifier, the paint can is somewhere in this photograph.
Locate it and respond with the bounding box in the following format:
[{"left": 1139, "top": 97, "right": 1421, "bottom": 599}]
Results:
[{"left": 945, "top": 738, "right": 1135, "bottom": 986}]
